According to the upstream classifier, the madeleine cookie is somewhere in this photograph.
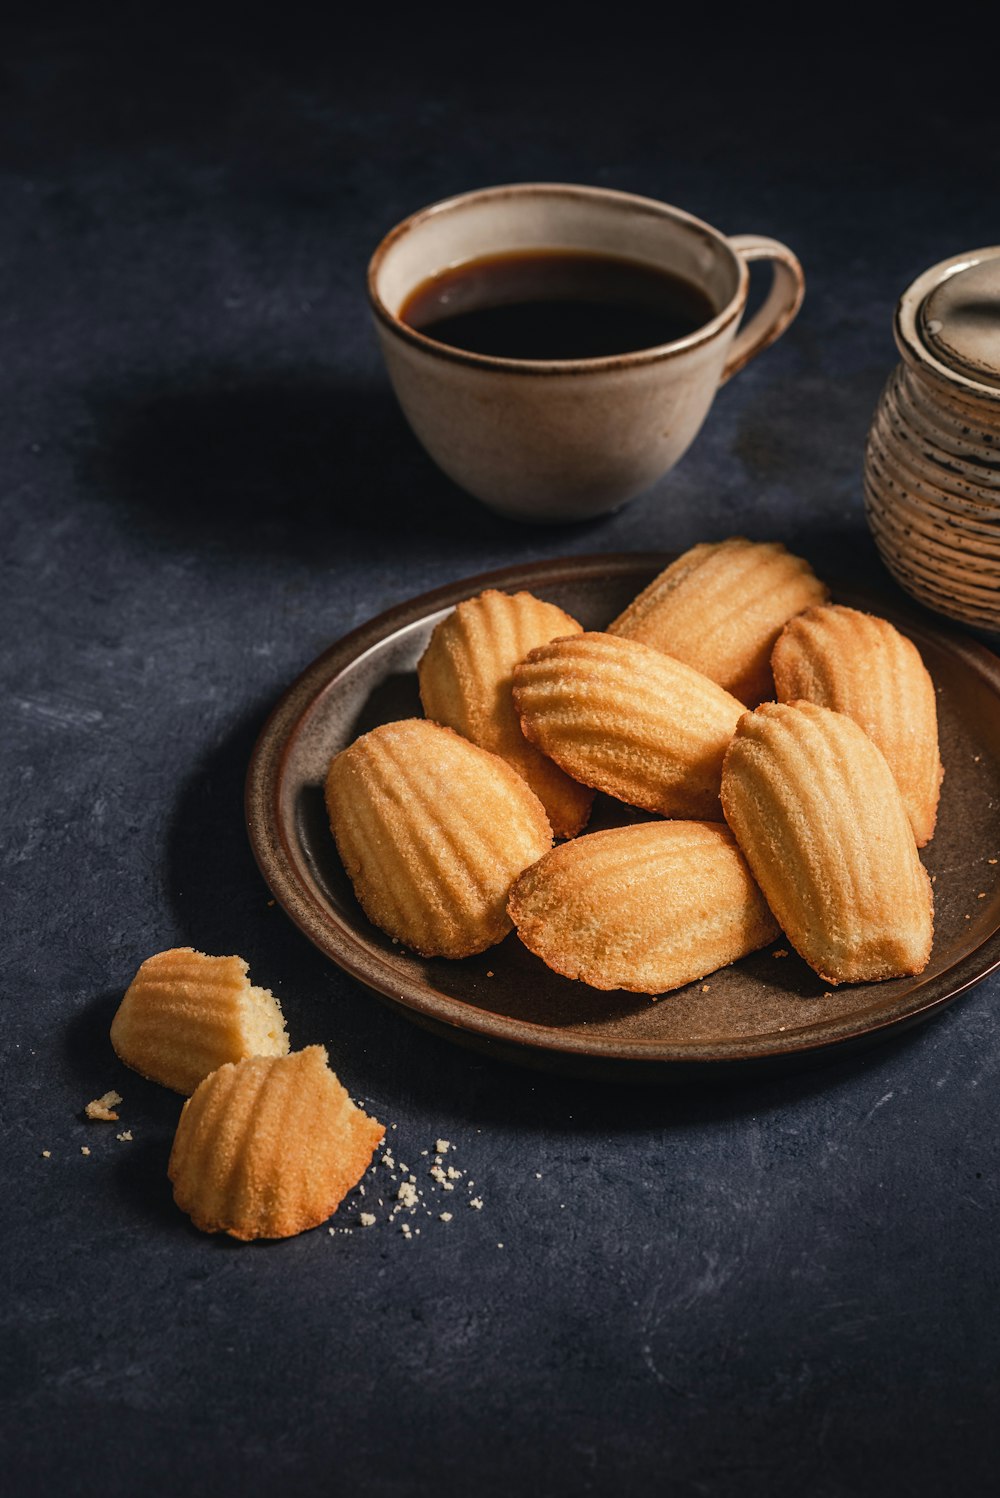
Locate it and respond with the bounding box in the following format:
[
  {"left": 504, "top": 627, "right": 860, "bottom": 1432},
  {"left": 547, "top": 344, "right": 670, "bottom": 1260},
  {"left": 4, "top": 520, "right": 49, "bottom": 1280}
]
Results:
[
  {"left": 608, "top": 537, "right": 828, "bottom": 704},
  {"left": 418, "top": 589, "right": 594, "bottom": 838},
  {"left": 325, "top": 718, "right": 552, "bottom": 957},
  {"left": 512, "top": 632, "right": 745, "bottom": 818},
  {"left": 771, "top": 603, "right": 943, "bottom": 846},
  {"left": 110, "top": 948, "right": 289, "bottom": 1096},
  {"left": 721, "top": 701, "right": 933, "bottom": 984},
  {"left": 168, "top": 1047, "right": 383, "bottom": 1240},
  {"left": 509, "top": 821, "right": 779, "bottom": 993}
]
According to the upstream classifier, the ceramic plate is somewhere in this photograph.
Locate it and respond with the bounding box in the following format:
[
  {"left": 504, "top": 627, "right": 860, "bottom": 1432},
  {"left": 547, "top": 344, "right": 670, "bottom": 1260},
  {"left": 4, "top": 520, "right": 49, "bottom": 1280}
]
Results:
[{"left": 246, "top": 554, "right": 1000, "bottom": 1079}]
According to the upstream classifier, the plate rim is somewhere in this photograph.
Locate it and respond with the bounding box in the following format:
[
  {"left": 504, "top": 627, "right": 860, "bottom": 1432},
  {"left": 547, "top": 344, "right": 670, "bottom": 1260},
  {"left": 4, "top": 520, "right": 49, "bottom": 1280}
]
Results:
[{"left": 245, "top": 551, "right": 1000, "bottom": 1070}]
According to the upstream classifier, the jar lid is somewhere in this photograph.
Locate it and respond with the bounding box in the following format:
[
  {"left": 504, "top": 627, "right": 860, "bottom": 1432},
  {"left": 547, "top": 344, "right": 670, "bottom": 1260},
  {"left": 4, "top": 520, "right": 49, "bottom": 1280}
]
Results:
[
  {"left": 916, "top": 250, "right": 1000, "bottom": 390},
  {"left": 916, "top": 254, "right": 999, "bottom": 389}
]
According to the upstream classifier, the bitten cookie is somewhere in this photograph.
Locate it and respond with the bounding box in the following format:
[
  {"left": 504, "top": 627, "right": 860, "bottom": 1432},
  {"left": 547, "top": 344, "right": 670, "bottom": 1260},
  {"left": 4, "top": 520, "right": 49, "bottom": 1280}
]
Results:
[
  {"left": 168, "top": 1047, "right": 383, "bottom": 1241},
  {"left": 110, "top": 948, "right": 290, "bottom": 1096}
]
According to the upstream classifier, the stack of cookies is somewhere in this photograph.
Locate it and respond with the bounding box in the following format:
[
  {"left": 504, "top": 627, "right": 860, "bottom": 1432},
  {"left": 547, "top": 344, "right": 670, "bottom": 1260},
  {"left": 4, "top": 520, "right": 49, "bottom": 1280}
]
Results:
[{"left": 326, "top": 538, "right": 942, "bottom": 995}]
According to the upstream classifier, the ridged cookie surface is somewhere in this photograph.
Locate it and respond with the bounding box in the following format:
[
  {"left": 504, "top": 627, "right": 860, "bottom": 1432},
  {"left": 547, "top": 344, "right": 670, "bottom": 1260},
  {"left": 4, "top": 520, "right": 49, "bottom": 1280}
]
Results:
[
  {"left": 168, "top": 1047, "right": 383, "bottom": 1240},
  {"left": 721, "top": 701, "right": 933, "bottom": 984},
  {"left": 508, "top": 821, "right": 779, "bottom": 993},
  {"left": 418, "top": 588, "right": 593, "bottom": 838},
  {"left": 608, "top": 537, "right": 828, "bottom": 704},
  {"left": 325, "top": 718, "right": 552, "bottom": 957},
  {"left": 512, "top": 632, "right": 745, "bottom": 818},
  {"left": 110, "top": 948, "right": 289, "bottom": 1096},
  {"left": 771, "top": 604, "right": 943, "bottom": 846}
]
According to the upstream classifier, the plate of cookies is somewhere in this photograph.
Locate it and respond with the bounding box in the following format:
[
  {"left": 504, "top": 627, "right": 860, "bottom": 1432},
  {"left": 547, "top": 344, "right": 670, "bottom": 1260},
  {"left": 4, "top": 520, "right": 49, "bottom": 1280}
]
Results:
[{"left": 246, "top": 544, "right": 1000, "bottom": 1078}]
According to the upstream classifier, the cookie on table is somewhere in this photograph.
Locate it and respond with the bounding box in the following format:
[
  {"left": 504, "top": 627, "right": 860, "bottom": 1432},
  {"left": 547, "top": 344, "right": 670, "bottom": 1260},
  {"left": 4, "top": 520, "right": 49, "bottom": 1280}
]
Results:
[
  {"left": 418, "top": 588, "right": 594, "bottom": 838},
  {"left": 608, "top": 537, "right": 828, "bottom": 705},
  {"left": 168, "top": 1047, "right": 383, "bottom": 1241},
  {"left": 325, "top": 718, "right": 552, "bottom": 958},
  {"left": 110, "top": 948, "right": 289, "bottom": 1096},
  {"left": 771, "top": 602, "right": 943, "bottom": 846},
  {"left": 508, "top": 821, "right": 779, "bottom": 993},
  {"left": 720, "top": 701, "right": 934, "bottom": 984},
  {"left": 512, "top": 632, "right": 745, "bottom": 819}
]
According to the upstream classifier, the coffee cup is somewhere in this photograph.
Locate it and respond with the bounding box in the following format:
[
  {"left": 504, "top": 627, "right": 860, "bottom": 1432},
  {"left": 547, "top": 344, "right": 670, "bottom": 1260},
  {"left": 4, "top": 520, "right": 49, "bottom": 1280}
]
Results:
[{"left": 368, "top": 183, "right": 804, "bottom": 522}]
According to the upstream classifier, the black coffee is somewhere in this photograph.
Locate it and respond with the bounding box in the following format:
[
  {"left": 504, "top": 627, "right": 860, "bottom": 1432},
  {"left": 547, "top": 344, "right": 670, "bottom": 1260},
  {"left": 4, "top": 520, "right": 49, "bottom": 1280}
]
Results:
[{"left": 399, "top": 248, "right": 716, "bottom": 360}]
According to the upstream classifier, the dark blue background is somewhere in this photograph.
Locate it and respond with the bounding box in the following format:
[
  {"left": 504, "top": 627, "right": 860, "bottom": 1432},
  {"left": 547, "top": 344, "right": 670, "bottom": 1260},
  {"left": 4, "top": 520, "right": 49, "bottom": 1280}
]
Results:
[{"left": 4, "top": 10, "right": 999, "bottom": 1494}]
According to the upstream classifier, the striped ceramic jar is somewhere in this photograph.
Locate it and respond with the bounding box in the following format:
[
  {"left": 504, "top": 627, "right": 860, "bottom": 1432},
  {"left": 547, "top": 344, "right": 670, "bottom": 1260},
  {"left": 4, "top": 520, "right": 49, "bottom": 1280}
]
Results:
[{"left": 864, "top": 248, "right": 1000, "bottom": 630}]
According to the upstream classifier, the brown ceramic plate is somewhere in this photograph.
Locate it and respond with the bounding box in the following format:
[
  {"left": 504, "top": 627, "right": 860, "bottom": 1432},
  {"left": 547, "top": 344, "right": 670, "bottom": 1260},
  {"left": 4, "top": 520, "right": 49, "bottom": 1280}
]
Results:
[{"left": 246, "top": 554, "right": 1000, "bottom": 1079}]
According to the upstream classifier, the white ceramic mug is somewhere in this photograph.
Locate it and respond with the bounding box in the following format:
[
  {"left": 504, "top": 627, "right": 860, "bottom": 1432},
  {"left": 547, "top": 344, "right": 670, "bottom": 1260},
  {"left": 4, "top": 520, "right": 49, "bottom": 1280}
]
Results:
[{"left": 368, "top": 183, "right": 804, "bottom": 522}]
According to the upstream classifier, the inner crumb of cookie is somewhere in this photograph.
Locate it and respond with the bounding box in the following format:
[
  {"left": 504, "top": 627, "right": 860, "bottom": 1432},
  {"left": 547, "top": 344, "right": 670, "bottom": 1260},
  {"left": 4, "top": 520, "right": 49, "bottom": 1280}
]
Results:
[{"left": 240, "top": 983, "right": 290, "bottom": 1058}]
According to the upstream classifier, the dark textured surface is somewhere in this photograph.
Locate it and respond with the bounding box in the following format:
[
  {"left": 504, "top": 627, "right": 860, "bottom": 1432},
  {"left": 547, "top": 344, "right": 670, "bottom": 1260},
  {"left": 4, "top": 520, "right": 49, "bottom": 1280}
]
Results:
[{"left": 4, "top": 12, "right": 1000, "bottom": 1496}]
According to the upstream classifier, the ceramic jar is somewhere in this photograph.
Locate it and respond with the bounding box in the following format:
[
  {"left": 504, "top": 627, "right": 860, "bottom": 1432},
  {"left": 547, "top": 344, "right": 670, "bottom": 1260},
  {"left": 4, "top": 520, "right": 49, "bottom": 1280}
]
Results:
[{"left": 864, "top": 248, "right": 1000, "bottom": 630}]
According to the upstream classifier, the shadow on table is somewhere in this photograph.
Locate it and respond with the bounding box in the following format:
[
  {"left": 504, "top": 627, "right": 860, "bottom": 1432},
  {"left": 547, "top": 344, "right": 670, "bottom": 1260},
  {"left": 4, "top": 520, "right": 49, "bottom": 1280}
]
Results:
[{"left": 77, "top": 364, "right": 599, "bottom": 560}]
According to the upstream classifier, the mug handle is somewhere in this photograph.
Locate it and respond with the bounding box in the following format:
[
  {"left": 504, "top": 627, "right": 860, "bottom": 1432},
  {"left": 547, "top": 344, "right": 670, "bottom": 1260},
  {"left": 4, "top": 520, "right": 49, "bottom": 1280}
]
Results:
[{"left": 720, "top": 235, "right": 805, "bottom": 384}]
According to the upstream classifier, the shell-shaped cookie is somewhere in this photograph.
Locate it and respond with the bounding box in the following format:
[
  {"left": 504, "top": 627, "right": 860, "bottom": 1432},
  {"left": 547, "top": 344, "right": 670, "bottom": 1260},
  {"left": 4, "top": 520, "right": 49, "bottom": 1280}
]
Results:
[
  {"left": 770, "top": 603, "right": 943, "bottom": 847},
  {"left": 721, "top": 701, "right": 933, "bottom": 984},
  {"left": 608, "top": 537, "right": 828, "bottom": 704},
  {"left": 418, "top": 588, "right": 594, "bottom": 838},
  {"left": 168, "top": 1047, "right": 383, "bottom": 1240},
  {"left": 508, "top": 822, "right": 779, "bottom": 993},
  {"left": 110, "top": 948, "right": 290, "bottom": 1096},
  {"left": 512, "top": 632, "right": 745, "bottom": 818},
  {"left": 325, "top": 718, "right": 552, "bottom": 957}
]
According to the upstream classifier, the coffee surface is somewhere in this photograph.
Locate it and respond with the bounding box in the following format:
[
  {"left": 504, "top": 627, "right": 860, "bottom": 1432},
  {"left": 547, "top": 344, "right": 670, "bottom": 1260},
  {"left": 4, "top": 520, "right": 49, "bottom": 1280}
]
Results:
[{"left": 399, "top": 249, "right": 717, "bottom": 360}]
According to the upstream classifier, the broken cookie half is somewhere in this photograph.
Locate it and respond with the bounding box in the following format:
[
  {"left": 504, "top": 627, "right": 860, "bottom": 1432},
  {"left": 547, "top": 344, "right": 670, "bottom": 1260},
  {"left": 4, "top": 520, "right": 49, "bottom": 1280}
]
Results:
[
  {"left": 110, "top": 947, "right": 290, "bottom": 1096},
  {"left": 168, "top": 1046, "right": 384, "bottom": 1241}
]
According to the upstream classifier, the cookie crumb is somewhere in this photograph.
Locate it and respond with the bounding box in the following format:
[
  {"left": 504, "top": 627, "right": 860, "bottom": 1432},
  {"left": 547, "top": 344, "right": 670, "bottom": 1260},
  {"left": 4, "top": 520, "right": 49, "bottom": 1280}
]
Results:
[
  {"left": 401, "top": 1222, "right": 412, "bottom": 1239},
  {"left": 85, "top": 1090, "right": 123, "bottom": 1122},
  {"left": 397, "top": 1181, "right": 418, "bottom": 1209},
  {"left": 989, "top": 859, "right": 997, "bottom": 865},
  {"left": 359, "top": 1212, "right": 376, "bottom": 1228},
  {"left": 435, "top": 1139, "right": 451, "bottom": 1154},
  {"left": 978, "top": 892, "right": 986, "bottom": 899},
  {"left": 80, "top": 1146, "right": 91, "bottom": 1156},
  {"left": 440, "top": 1212, "right": 453, "bottom": 1223},
  {"left": 772, "top": 949, "right": 789, "bottom": 959},
  {"left": 701, "top": 984, "right": 710, "bottom": 992},
  {"left": 486, "top": 971, "right": 494, "bottom": 978},
  {"left": 41, "top": 1150, "right": 51, "bottom": 1158},
  {"left": 116, "top": 1130, "right": 133, "bottom": 1142},
  {"left": 469, "top": 1197, "right": 483, "bottom": 1210}
]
